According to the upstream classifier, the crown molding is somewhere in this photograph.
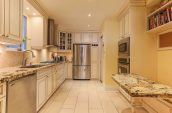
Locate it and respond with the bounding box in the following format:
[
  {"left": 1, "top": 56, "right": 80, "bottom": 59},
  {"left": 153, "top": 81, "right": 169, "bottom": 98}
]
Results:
[{"left": 27, "top": 0, "right": 48, "bottom": 17}]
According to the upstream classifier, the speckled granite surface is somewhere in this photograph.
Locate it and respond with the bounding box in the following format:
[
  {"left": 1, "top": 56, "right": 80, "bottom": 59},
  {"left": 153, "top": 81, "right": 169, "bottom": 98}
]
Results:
[
  {"left": 0, "top": 62, "right": 64, "bottom": 83},
  {"left": 112, "top": 74, "right": 172, "bottom": 98}
]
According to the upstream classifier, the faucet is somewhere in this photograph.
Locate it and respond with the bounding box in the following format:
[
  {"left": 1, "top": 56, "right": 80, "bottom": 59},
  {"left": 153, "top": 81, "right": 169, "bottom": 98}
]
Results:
[{"left": 22, "top": 50, "right": 36, "bottom": 66}]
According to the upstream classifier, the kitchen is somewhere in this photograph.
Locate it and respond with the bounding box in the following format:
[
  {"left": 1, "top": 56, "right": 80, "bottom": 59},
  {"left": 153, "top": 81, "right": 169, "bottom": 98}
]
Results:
[{"left": 0, "top": 0, "right": 172, "bottom": 113}]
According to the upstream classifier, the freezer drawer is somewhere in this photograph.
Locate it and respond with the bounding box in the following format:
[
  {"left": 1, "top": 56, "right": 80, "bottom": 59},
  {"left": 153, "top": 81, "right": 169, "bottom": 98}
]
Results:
[{"left": 73, "top": 66, "right": 91, "bottom": 80}]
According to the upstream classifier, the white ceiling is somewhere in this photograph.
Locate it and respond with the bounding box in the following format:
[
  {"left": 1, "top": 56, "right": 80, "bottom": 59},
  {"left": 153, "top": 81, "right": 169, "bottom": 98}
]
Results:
[{"left": 36, "top": 0, "right": 125, "bottom": 31}]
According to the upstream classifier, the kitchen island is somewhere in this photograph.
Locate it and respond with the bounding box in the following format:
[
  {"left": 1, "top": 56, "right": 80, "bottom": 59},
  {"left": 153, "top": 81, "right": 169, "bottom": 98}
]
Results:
[{"left": 112, "top": 74, "right": 172, "bottom": 113}]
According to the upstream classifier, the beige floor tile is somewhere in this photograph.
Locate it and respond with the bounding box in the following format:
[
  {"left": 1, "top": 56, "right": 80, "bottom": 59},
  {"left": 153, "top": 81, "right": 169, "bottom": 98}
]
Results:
[
  {"left": 39, "top": 80, "right": 148, "bottom": 113},
  {"left": 89, "top": 109, "right": 104, "bottom": 113},
  {"left": 59, "top": 109, "right": 75, "bottom": 113}
]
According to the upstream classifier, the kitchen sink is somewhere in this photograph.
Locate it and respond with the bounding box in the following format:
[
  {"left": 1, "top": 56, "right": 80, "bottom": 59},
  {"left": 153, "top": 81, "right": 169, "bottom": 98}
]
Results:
[{"left": 20, "top": 64, "right": 46, "bottom": 68}]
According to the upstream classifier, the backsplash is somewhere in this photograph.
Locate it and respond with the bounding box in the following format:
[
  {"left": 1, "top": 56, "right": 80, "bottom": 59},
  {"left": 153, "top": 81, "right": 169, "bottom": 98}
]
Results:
[{"left": 0, "top": 45, "right": 72, "bottom": 68}]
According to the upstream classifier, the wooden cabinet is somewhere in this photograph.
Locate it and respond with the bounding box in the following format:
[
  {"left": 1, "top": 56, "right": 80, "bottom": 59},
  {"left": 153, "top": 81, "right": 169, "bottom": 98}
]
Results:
[
  {"left": 0, "top": 0, "right": 22, "bottom": 43},
  {"left": 0, "top": 0, "right": 5, "bottom": 37},
  {"left": 31, "top": 17, "right": 48, "bottom": 49},
  {"left": 82, "top": 33, "right": 90, "bottom": 43},
  {"left": 119, "top": 12, "right": 130, "bottom": 38},
  {"left": 47, "top": 74, "right": 53, "bottom": 98},
  {"left": 73, "top": 32, "right": 82, "bottom": 43},
  {"left": 119, "top": 18, "right": 124, "bottom": 38},
  {"left": 0, "top": 97, "right": 6, "bottom": 113},
  {"left": 0, "top": 83, "right": 6, "bottom": 113},
  {"left": 91, "top": 45, "right": 99, "bottom": 79},
  {"left": 124, "top": 12, "right": 129, "bottom": 37},
  {"left": 59, "top": 32, "right": 73, "bottom": 50},
  {"left": 67, "top": 62, "right": 72, "bottom": 79},
  {"left": 92, "top": 33, "right": 100, "bottom": 43},
  {"left": 5, "top": 0, "right": 22, "bottom": 40},
  {"left": 73, "top": 32, "right": 100, "bottom": 44},
  {"left": 37, "top": 76, "right": 47, "bottom": 110}
]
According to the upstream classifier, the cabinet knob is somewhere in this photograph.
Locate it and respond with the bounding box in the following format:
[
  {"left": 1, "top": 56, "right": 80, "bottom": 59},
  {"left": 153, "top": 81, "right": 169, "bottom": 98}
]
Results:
[{"left": 6, "top": 35, "right": 9, "bottom": 37}]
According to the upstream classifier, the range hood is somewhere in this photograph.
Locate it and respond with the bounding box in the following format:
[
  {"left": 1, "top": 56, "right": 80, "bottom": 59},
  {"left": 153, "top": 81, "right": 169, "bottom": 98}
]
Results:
[{"left": 47, "top": 19, "right": 58, "bottom": 46}]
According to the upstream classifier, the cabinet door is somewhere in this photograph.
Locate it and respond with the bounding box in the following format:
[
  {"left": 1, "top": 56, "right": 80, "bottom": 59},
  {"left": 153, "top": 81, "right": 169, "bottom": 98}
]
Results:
[
  {"left": 124, "top": 12, "right": 129, "bottom": 37},
  {"left": 119, "top": 17, "right": 124, "bottom": 38},
  {"left": 5, "top": 0, "right": 22, "bottom": 39},
  {"left": 91, "top": 46, "right": 99, "bottom": 79},
  {"left": 67, "top": 63, "right": 72, "bottom": 79},
  {"left": 0, "top": 97, "right": 6, "bottom": 113},
  {"left": 82, "top": 33, "right": 90, "bottom": 43},
  {"left": 47, "top": 74, "right": 53, "bottom": 98},
  {"left": 0, "top": 0, "right": 5, "bottom": 37},
  {"left": 74, "top": 33, "right": 82, "bottom": 43},
  {"left": 92, "top": 33, "right": 100, "bottom": 43},
  {"left": 37, "top": 76, "right": 47, "bottom": 110}
]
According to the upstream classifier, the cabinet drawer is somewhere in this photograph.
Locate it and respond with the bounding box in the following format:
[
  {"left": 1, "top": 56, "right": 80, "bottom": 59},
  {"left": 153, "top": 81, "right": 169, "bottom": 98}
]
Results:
[
  {"left": 142, "top": 99, "right": 157, "bottom": 113},
  {"left": 0, "top": 83, "right": 6, "bottom": 98}
]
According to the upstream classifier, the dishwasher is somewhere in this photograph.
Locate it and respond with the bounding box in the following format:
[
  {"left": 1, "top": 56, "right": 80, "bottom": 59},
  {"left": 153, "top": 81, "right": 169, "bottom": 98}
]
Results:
[{"left": 7, "top": 74, "right": 36, "bottom": 113}]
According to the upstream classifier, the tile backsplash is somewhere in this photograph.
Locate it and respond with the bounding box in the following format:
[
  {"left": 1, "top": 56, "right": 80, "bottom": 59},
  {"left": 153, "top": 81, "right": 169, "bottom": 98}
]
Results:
[{"left": 0, "top": 44, "right": 72, "bottom": 68}]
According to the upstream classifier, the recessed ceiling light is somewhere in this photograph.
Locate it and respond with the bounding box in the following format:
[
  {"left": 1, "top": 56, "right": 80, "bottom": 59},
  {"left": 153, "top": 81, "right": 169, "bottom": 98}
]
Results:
[
  {"left": 33, "top": 13, "right": 36, "bottom": 16},
  {"left": 88, "top": 25, "right": 90, "bottom": 27},
  {"left": 88, "top": 13, "right": 92, "bottom": 17},
  {"left": 26, "top": 7, "right": 30, "bottom": 10}
]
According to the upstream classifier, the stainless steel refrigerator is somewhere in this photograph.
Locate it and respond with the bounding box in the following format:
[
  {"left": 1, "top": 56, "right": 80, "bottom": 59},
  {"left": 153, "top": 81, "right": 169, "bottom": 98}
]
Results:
[{"left": 73, "top": 44, "right": 91, "bottom": 80}]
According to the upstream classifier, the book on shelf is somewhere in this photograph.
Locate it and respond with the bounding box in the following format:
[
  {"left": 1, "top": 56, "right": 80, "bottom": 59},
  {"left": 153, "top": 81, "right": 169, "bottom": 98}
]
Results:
[{"left": 148, "top": 5, "right": 172, "bottom": 30}]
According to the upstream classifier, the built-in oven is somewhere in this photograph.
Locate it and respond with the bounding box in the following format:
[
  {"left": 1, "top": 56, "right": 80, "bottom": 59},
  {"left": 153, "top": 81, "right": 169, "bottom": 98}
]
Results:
[
  {"left": 118, "top": 37, "right": 130, "bottom": 56},
  {"left": 118, "top": 57, "right": 130, "bottom": 74}
]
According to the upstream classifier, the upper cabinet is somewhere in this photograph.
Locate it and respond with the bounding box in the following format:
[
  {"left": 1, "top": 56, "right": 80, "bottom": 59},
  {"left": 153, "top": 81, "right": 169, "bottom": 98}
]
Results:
[
  {"left": 59, "top": 32, "right": 73, "bottom": 51},
  {"left": 73, "top": 32, "right": 100, "bottom": 44},
  {"left": 92, "top": 33, "right": 100, "bottom": 43},
  {"left": 73, "top": 32, "right": 82, "bottom": 43},
  {"left": 82, "top": 33, "right": 91, "bottom": 43},
  {"left": 30, "top": 17, "right": 47, "bottom": 49},
  {"left": 23, "top": 0, "right": 48, "bottom": 50},
  {"left": 0, "top": 0, "right": 23, "bottom": 44},
  {"left": 119, "top": 12, "right": 130, "bottom": 38},
  {"left": 0, "top": 0, "right": 5, "bottom": 37}
]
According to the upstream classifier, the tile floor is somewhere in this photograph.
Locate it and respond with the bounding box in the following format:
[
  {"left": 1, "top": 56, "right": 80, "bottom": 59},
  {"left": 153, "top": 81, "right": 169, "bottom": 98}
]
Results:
[{"left": 38, "top": 80, "right": 148, "bottom": 113}]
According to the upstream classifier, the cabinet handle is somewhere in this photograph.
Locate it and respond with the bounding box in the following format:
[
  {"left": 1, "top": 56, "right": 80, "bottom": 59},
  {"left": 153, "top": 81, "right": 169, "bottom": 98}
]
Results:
[{"left": 1, "top": 34, "right": 5, "bottom": 37}]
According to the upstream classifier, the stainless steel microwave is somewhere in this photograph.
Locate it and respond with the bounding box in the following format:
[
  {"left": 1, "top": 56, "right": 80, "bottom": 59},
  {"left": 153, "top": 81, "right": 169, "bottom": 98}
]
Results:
[{"left": 118, "top": 37, "right": 130, "bottom": 56}]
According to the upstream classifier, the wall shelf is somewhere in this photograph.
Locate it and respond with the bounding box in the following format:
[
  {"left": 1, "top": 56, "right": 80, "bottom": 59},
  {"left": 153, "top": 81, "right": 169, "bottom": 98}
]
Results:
[
  {"left": 147, "top": 21, "right": 172, "bottom": 34},
  {"left": 147, "top": 1, "right": 172, "bottom": 18},
  {"left": 147, "top": 1, "right": 172, "bottom": 33}
]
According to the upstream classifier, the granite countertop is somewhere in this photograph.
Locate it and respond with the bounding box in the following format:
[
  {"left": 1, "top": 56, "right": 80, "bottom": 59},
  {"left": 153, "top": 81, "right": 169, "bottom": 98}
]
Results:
[
  {"left": 112, "top": 74, "right": 172, "bottom": 98},
  {"left": 0, "top": 62, "right": 65, "bottom": 83}
]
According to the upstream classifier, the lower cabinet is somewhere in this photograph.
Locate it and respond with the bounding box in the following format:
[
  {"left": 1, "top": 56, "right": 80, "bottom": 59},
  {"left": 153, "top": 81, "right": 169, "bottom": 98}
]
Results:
[
  {"left": 67, "top": 62, "right": 72, "bottom": 79},
  {"left": 37, "top": 63, "right": 66, "bottom": 111},
  {"left": 37, "top": 76, "right": 47, "bottom": 111},
  {"left": 0, "top": 97, "right": 6, "bottom": 113},
  {"left": 0, "top": 83, "right": 6, "bottom": 113}
]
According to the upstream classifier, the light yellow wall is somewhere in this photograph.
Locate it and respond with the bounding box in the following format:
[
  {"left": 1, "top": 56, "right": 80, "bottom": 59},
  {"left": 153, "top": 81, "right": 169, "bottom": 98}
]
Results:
[
  {"left": 101, "top": 17, "right": 119, "bottom": 87},
  {"left": 157, "top": 49, "right": 172, "bottom": 86},
  {"left": 129, "top": 6, "right": 157, "bottom": 80}
]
